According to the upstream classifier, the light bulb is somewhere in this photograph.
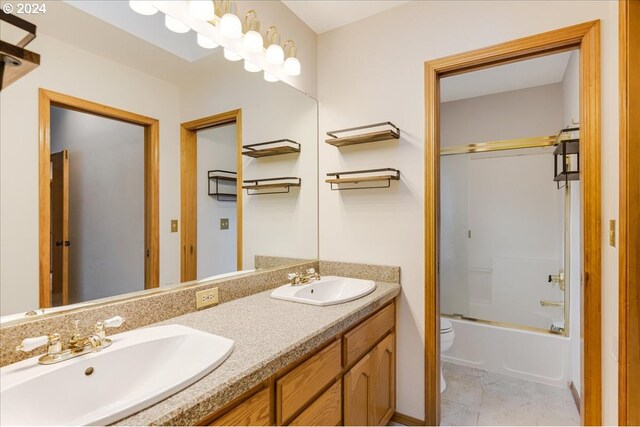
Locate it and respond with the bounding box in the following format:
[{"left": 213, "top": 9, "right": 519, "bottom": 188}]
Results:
[
  {"left": 224, "top": 48, "right": 242, "bottom": 61},
  {"left": 264, "top": 72, "right": 278, "bottom": 82},
  {"left": 188, "top": 0, "right": 215, "bottom": 21},
  {"left": 129, "top": 0, "right": 158, "bottom": 15},
  {"left": 242, "top": 30, "right": 263, "bottom": 53},
  {"left": 283, "top": 57, "right": 301, "bottom": 76},
  {"left": 219, "top": 13, "right": 242, "bottom": 38},
  {"left": 265, "top": 44, "right": 284, "bottom": 65},
  {"left": 197, "top": 33, "right": 219, "bottom": 49},
  {"left": 165, "top": 15, "right": 190, "bottom": 33},
  {"left": 244, "top": 60, "right": 261, "bottom": 72}
]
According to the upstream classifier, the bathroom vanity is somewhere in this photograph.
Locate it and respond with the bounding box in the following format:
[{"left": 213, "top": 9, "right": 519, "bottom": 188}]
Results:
[{"left": 198, "top": 302, "right": 396, "bottom": 426}]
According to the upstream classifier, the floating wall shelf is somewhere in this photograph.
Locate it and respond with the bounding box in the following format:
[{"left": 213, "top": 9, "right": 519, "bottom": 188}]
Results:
[
  {"left": 243, "top": 177, "right": 301, "bottom": 195},
  {"left": 325, "top": 122, "right": 400, "bottom": 147},
  {"left": 326, "top": 168, "right": 400, "bottom": 191},
  {"left": 0, "top": 13, "right": 41, "bottom": 90},
  {"left": 208, "top": 170, "right": 237, "bottom": 201},
  {"left": 242, "top": 139, "right": 301, "bottom": 158}
]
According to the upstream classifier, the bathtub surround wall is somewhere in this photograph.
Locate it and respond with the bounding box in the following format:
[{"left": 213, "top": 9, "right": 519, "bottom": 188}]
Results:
[
  {"left": 317, "top": 1, "right": 619, "bottom": 421},
  {"left": 196, "top": 125, "right": 238, "bottom": 279},
  {"left": 50, "top": 107, "right": 146, "bottom": 304},
  {"left": 561, "top": 50, "right": 582, "bottom": 397}
]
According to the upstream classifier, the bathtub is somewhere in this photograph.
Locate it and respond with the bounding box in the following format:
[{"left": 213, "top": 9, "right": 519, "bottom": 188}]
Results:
[{"left": 442, "top": 318, "right": 572, "bottom": 388}]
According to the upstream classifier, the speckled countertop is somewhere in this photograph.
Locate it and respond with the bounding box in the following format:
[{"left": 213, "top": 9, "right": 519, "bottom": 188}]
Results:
[{"left": 114, "top": 281, "right": 400, "bottom": 426}]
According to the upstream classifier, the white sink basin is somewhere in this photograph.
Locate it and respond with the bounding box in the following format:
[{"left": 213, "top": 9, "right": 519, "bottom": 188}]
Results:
[
  {"left": 270, "top": 276, "right": 376, "bottom": 306},
  {"left": 0, "top": 324, "right": 234, "bottom": 426}
]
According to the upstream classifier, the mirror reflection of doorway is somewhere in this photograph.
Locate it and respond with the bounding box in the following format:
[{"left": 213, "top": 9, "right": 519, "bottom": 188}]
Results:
[{"left": 49, "top": 107, "right": 146, "bottom": 306}]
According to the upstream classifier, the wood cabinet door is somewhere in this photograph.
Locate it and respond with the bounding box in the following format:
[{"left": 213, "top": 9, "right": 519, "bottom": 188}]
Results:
[
  {"left": 372, "top": 333, "right": 395, "bottom": 426},
  {"left": 205, "top": 387, "right": 271, "bottom": 426},
  {"left": 344, "top": 351, "right": 373, "bottom": 426}
]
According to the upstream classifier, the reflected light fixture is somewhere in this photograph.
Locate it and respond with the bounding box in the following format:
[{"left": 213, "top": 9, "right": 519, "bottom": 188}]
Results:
[
  {"left": 224, "top": 48, "right": 242, "bottom": 61},
  {"left": 129, "top": 1, "right": 158, "bottom": 15},
  {"left": 197, "top": 33, "right": 219, "bottom": 49},
  {"left": 242, "top": 10, "right": 263, "bottom": 53},
  {"left": 165, "top": 15, "right": 190, "bottom": 33},
  {"left": 189, "top": 0, "right": 215, "bottom": 21},
  {"left": 244, "top": 60, "right": 261, "bottom": 72},
  {"left": 283, "top": 40, "right": 301, "bottom": 76},
  {"left": 265, "top": 26, "right": 284, "bottom": 65},
  {"left": 264, "top": 71, "right": 278, "bottom": 82}
]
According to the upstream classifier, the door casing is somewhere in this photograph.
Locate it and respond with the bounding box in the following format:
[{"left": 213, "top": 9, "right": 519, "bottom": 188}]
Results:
[
  {"left": 38, "top": 89, "right": 160, "bottom": 308},
  {"left": 424, "top": 21, "right": 602, "bottom": 425},
  {"left": 180, "top": 109, "right": 243, "bottom": 282}
]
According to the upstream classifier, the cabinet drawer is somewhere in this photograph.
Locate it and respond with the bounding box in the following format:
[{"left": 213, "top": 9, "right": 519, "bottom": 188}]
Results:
[
  {"left": 277, "top": 340, "right": 341, "bottom": 424},
  {"left": 289, "top": 380, "right": 342, "bottom": 426},
  {"left": 344, "top": 303, "right": 394, "bottom": 366},
  {"left": 207, "top": 387, "right": 270, "bottom": 426}
]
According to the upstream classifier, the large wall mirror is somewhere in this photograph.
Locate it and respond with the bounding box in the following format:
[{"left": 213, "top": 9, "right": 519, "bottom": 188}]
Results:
[{"left": 0, "top": 1, "right": 318, "bottom": 320}]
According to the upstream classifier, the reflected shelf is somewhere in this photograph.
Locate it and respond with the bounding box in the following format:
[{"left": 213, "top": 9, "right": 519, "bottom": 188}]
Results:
[{"left": 208, "top": 170, "right": 237, "bottom": 202}]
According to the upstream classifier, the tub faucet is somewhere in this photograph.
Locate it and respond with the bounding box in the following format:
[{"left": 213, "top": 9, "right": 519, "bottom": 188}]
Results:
[
  {"left": 16, "top": 316, "right": 125, "bottom": 365},
  {"left": 287, "top": 268, "right": 320, "bottom": 286}
]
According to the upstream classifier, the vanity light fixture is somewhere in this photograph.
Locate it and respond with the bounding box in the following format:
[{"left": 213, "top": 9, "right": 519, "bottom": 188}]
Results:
[
  {"left": 242, "top": 10, "right": 263, "bottom": 53},
  {"left": 283, "top": 40, "right": 301, "bottom": 76},
  {"left": 244, "top": 60, "right": 261, "bottom": 72},
  {"left": 265, "top": 26, "right": 284, "bottom": 65},
  {"left": 264, "top": 72, "right": 279, "bottom": 82},
  {"left": 130, "top": 1, "right": 302, "bottom": 79},
  {"left": 197, "top": 33, "right": 219, "bottom": 49},
  {"left": 129, "top": 0, "right": 158, "bottom": 16},
  {"left": 188, "top": 0, "right": 215, "bottom": 21},
  {"left": 224, "top": 47, "right": 242, "bottom": 61},
  {"left": 165, "top": 14, "right": 190, "bottom": 33},
  {"left": 218, "top": 1, "right": 242, "bottom": 39}
]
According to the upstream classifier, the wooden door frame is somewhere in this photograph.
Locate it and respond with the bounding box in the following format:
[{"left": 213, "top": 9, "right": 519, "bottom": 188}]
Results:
[
  {"left": 619, "top": 1, "right": 639, "bottom": 425},
  {"left": 38, "top": 88, "right": 160, "bottom": 308},
  {"left": 180, "top": 109, "right": 243, "bottom": 282},
  {"left": 424, "top": 21, "right": 602, "bottom": 425}
]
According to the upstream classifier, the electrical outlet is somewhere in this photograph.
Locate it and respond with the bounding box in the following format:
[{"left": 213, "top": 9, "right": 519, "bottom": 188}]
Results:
[
  {"left": 220, "top": 218, "right": 229, "bottom": 230},
  {"left": 196, "top": 287, "right": 218, "bottom": 309},
  {"left": 170, "top": 220, "right": 178, "bottom": 233}
]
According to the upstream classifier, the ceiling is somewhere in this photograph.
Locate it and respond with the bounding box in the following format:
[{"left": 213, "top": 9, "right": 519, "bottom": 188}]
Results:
[
  {"left": 281, "top": 1, "right": 409, "bottom": 34},
  {"left": 441, "top": 51, "right": 574, "bottom": 102}
]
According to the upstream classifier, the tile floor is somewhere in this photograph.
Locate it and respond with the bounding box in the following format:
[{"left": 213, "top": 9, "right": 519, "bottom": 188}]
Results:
[{"left": 441, "top": 362, "right": 580, "bottom": 426}]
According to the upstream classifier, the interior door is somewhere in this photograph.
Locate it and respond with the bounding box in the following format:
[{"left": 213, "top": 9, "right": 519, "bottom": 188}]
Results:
[{"left": 51, "top": 150, "right": 69, "bottom": 306}]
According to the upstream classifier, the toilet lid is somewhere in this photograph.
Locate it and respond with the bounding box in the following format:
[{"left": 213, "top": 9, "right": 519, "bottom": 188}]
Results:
[{"left": 440, "top": 318, "right": 453, "bottom": 333}]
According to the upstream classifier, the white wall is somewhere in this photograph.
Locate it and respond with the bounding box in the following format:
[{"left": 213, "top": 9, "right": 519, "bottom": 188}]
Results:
[
  {"left": 196, "top": 125, "right": 237, "bottom": 279},
  {"left": 0, "top": 32, "right": 182, "bottom": 315},
  {"left": 317, "top": 1, "right": 619, "bottom": 421},
  {"left": 180, "top": 62, "right": 318, "bottom": 269},
  {"left": 562, "top": 50, "right": 583, "bottom": 397},
  {"left": 50, "top": 107, "right": 145, "bottom": 303}
]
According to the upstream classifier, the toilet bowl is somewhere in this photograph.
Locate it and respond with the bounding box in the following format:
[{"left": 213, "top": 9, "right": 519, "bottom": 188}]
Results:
[{"left": 440, "top": 318, "right": 455, "bottom": 392}]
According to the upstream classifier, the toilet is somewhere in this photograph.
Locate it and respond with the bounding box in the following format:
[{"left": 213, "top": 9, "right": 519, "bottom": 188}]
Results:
[{"left": 440, "top": 318, "right": 455, "bottom": 392}]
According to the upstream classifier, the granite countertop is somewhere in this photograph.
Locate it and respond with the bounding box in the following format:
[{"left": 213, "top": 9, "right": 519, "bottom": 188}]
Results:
[{"left": 115, "top": 281, "right": 401, "bottom": 426}]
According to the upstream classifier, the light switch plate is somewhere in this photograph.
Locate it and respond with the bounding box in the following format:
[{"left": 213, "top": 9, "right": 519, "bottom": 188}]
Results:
[
  {"left": 196, "top": 287, "right": 218, "bottom": 309},
  {"left": 220, "top": 218, "right": 229, "bottom": 230},
  {"left": 170, "top": 220, "right": 178, "bottom": 233}
]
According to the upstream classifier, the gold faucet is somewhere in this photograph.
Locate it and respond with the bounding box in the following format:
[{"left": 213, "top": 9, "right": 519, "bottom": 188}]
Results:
[
  {"left": 287, "top": 268, "right": 320, "bottom": 286},
  {"left": 16, "top": 316, "right": 125, "bottom": 365}
]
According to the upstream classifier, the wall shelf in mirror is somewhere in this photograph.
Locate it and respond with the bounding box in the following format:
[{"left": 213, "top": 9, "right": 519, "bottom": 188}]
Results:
[
  {"left": 326, "top": 168, "right": 400, "bottom": 191},
  {"left": 242, "top": 139, "right": 300, "bottom": 158},
  {"left": 553, "top": 127, "right": 580, "bottom": 189},
  {"left": 208, "top": 170, "right": 237, "bottom": 201},
  {"left": 325, "top": 122, "right": 400, "bottom": 147},
  {"left": 243, "top": 177, "right": 301, "bottom": 195}
]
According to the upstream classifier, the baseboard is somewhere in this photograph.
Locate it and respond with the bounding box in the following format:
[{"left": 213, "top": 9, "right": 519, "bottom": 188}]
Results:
[
  {"left": 569, "top": 381, "right": 581, "bottom": 413},
  {"left": 390, "top": 411, "right": 426, "bottom": 426}
]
